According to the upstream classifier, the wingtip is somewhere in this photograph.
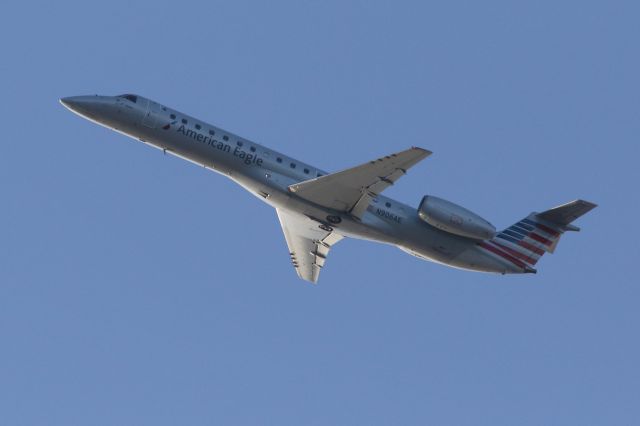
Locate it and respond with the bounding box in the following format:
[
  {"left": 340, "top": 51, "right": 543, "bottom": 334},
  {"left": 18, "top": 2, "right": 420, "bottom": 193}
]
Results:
[
  {"left": 411, "top": 146, "right": 433, "bottom": 156},
  {"left": 578, "top": 199, "right": 598, "bottom": 209}
]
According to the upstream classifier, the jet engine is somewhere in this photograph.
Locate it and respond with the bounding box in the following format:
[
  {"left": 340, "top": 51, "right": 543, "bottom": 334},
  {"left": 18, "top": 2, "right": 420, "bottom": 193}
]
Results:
[{"left": 418, "top": 196, "right": 496, "bottom": 240}]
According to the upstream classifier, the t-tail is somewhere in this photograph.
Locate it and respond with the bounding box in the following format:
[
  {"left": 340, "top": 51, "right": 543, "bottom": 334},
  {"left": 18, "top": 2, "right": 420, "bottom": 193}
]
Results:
[{"left": 479, "top": 199, "right": 597, "bottom": 273}]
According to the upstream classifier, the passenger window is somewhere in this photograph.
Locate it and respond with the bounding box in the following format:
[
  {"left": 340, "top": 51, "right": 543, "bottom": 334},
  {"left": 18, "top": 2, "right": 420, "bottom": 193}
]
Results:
[
  {"left": 277, "top": 158, "right": 282, "bottom": 163},
  {"left": 290, "top": 163, "right": 296, "bottom": 169},
  {"left": 250, "top": 146, "right": 256, "bottom": 152},
  {"left": 223, "top": 135, "right": 229, "bottom": 141},
  {"left": 209, "top": 129, "right": 215, "bottom": 135},
  {"left": 170, "top": 114, "right": 176, "bottom": 119},
  {"left": 182, "top": 118, "right": 187, "bottom": 124},
  {"left": 303, "top": 168, "right": 309, "bottom": 174},
  {"left": 385, "top": 202, "right": 391, "bottom": 207},
  {"left": 195, "top": 124, "right": 201, "bottom": 130},
  {"left": 237, "top": 141, "right": 243, "bottom": 147}
]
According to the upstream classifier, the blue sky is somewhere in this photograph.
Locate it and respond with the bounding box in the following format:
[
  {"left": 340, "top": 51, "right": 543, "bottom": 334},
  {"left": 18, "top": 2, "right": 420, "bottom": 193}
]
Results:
[{"left": 1, "top": 1, "right": 638, "bottom": 424}]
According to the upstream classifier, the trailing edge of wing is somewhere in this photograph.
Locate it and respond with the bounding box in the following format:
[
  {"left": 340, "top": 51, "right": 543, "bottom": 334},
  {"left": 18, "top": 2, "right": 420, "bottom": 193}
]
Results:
[{"left": 288, "top": 147, "right": 431, "bottom": 219}]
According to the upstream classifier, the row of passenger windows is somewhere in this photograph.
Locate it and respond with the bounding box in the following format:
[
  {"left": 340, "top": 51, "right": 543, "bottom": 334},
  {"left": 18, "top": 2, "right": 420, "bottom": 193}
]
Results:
[
  {"left": 170, "top": 113, "right": 226, "bottom": 139},
  {"left": 119, "top": 98, "right": 325, "bottom": 178},
  {"left": 168, "top": 112, "right": 321, "bottom": 175},
  {"left": 274, "top": 157, "right": 321, "bottom": 176}
]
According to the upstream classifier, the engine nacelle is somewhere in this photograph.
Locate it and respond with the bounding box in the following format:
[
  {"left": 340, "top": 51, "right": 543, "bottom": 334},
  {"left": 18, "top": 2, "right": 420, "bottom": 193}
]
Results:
[{"left": 418, "top": 196, "right": 496, "bottom": 240}]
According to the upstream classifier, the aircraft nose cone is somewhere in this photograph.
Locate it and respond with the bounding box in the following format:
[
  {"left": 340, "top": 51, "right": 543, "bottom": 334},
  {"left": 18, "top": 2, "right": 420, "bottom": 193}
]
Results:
[
  {"left": 60, "top": 95, "right": 102, "bottom": 118},
  {"left": 60, "top": 96, "right": 88, "bottom": 111},
  {"left": 60, "top": 97, "right": 74, "bottom": 108}
]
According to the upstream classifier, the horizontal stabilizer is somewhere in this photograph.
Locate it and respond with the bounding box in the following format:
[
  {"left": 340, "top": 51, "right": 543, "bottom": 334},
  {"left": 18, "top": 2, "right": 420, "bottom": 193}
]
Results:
[{"left": 537, "top": 199, "right": 597, "bottom": 231}]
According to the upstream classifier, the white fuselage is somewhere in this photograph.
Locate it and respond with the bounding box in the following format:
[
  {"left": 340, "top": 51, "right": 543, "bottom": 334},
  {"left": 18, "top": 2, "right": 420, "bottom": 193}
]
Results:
[{"left": 61, "top": 94, "right": 524, "bottom": 275}]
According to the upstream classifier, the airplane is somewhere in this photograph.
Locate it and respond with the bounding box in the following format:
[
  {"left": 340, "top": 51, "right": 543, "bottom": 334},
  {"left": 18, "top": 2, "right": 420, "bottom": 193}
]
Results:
[{"left": 60, "top": 94, "right": 597, "bottom": 284}]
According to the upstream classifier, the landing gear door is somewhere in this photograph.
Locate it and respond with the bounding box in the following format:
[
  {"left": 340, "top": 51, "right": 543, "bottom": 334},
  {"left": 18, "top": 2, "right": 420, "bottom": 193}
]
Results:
[{"left": 142, "top": 99, "right": 160, "bottom": 128}]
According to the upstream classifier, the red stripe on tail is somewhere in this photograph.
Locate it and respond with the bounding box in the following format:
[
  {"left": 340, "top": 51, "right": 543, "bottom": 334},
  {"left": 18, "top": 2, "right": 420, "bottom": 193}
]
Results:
[
  {"left": 490, "top": 241, "right": 539, "bottom": 265},
  {"left": 517, "top": 240, "right": 545, "bottom": 255},
  {"left": 534, "top": 222, "right": 560, "bottom": 237},
  {"left": 528, "top": 233, "right": 552, "bottom": 246},
  {"left": 479, "top": 242, "right": 527, "bottom": 269}
]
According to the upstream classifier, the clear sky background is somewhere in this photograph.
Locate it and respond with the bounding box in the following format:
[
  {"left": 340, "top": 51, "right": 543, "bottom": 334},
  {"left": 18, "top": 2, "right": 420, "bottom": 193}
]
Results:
[{"left": 1, "top": 1, "right": 638, "bottom": 424}]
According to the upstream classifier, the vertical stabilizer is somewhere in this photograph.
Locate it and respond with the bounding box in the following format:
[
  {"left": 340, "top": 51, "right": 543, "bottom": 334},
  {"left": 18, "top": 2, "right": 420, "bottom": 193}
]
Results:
[{"left": 478, "top": 199, "right": 596, "bottom": 272}]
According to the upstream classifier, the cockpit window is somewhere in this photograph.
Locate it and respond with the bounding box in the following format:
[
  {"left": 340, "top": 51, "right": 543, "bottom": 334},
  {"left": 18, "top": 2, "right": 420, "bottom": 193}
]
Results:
[{"left": 119, "top": 94, "right": 137, "bottom": 103}]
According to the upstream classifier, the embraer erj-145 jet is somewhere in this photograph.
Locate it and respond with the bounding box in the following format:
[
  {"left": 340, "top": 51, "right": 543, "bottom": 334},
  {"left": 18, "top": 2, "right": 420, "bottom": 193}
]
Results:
[{"left": 61, "top": 94, "right": 596, "bottom": 284}]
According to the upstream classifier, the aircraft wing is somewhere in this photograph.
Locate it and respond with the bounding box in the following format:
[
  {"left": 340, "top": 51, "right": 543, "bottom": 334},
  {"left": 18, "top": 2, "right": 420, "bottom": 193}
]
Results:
[
  {"left": 276, "top": 209, "right": 344, "bottom": 284},
  {"left": 288, "top": 147, "right": 431, "bottom": 219}
]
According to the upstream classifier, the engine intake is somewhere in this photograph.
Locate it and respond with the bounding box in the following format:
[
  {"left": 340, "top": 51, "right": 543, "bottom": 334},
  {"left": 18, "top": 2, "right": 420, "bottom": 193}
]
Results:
[{"left": 418, "top": 196, "right": 496, "bottom": 240}]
